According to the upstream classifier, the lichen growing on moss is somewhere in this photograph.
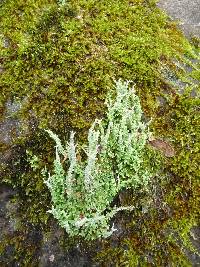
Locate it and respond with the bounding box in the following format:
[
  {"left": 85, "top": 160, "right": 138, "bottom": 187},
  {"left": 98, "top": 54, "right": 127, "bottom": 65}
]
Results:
[{"left": 95, "top": 46, "right": 200, "bottom": 267}]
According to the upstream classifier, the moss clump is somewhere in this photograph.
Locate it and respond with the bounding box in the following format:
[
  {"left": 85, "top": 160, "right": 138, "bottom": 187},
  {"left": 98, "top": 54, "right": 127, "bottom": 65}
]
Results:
[{"left": 0, "top": 0, "right": 193, "bottom": 134}]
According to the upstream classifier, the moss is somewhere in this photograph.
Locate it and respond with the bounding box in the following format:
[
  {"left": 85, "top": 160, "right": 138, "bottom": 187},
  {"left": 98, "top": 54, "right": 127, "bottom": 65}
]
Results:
[{"left": 0, "top": 0, "right": 192, "bottom": 133}]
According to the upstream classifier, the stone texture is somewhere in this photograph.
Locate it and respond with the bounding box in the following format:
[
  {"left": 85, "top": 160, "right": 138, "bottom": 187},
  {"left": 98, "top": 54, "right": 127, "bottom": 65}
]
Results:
[{"left": 158, "top": 0, "right": 200, "bottom": 37}]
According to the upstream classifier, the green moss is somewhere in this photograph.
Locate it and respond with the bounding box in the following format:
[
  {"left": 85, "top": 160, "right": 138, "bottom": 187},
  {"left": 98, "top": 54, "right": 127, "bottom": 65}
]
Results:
[{"left": 0, "top": 0, "right": 192, "bottom": 132}]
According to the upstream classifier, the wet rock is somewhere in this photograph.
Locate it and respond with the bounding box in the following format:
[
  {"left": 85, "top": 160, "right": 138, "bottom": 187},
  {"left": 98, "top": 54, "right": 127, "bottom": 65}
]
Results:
[
  {"left": 0, "top": 184, "right": 19, "bottom": 264},
  {"left": 0, "top": 101, "right": 22, "bottom": 149},
  {"left": 38, "top": 222, "right": 97, "bottom": 267},
  {"left": 184, "top": 227, "right": 200, "bottom": 266},
  {"left": 0, "top": 99, "right": 37, "bottom": 170},
  {"left": 0, "top": 186, "right": 19, "bottom": 235}
]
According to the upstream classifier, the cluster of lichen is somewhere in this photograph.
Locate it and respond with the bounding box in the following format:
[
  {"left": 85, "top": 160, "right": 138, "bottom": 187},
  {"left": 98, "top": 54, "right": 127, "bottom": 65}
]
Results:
[
  {"left": 44, "top": 80, "right": 153, "bottom": 240},
  {"left": 0, "top": 0, "right": 199, "bottom": 265}
]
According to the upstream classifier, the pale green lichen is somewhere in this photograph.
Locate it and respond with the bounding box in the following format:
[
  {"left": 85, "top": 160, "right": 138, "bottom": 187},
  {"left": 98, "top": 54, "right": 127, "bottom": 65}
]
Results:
[{"left": 44, "top": 80, "right": 152, "bottom": 240}]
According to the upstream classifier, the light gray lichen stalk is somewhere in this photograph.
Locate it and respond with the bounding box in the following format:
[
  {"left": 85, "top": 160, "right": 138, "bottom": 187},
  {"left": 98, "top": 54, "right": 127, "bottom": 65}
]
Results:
[{"left": 44, "top": 80, "right": 152, "bottom": 240}]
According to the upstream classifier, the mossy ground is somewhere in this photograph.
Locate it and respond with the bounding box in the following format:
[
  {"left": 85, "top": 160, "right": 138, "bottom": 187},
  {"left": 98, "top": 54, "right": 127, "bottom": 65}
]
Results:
[{"left": 0, "top": 0, "right": 199, "bottom": 265}]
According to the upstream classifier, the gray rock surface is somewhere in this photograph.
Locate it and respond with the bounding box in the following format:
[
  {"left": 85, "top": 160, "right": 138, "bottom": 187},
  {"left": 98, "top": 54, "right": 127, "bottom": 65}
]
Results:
[{"left": 158, "top": 0, "right": 200, "bottom": 37}]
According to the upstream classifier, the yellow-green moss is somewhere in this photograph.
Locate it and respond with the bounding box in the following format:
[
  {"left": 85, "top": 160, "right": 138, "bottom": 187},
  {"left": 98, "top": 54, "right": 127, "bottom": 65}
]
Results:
[{"left": 0, "top": 0, "right": 192, "bottom": 130}]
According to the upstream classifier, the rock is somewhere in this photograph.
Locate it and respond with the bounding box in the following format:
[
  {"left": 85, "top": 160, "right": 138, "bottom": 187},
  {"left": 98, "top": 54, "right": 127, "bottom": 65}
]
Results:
[
  {"left": 38, "top": 222, "right": 96, "bottom": 267},
  {"left": 158, "top": 0, "right": 200, "bottom": 37}
]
